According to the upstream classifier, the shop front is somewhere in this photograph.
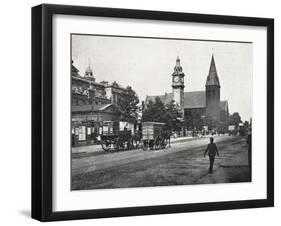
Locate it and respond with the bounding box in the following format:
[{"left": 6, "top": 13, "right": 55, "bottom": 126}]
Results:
[
  {"left": 72, "top": 116, "right": 102, "bottom": 146},
  {"left": 71, "top": 104, "right": 136, "bottom": 146}
]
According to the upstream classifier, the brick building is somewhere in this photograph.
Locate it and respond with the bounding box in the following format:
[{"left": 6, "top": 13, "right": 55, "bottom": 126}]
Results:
[
  {"left": 145, "top": 55, "right": 229, "bottom": 133},
  {"left": 71, "top": 61, "right": 134, "bottom": 146}
]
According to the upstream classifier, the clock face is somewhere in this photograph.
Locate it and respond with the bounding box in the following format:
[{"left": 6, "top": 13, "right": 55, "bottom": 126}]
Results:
[{"left": 174, "top": 76, "right": 180, "bottom": 83}]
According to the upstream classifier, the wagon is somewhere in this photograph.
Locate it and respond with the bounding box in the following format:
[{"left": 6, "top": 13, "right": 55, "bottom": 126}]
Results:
[
  {"left": 100, "top": 121, "right": 136, "bottom": 151},
  {"left": 141, "top": 122, "right": 170, "bottom": 151}
]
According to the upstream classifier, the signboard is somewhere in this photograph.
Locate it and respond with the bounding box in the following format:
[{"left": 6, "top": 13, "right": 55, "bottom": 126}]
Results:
[
  {"left": 78, "top": 126, "right": 86, "bottom": 141},
  {"left": 103, "top": 126, "right": 108, "bottom": 134},
  {"left": 228, "top": 125, "right": 235, "bottom": 131},
  {"left": 120, "top": 121, "right": 134, "bottom": 134}
]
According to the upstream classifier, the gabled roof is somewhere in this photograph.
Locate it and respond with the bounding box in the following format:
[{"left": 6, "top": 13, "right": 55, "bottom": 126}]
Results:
[
  {"left": 72, "top": 64, "right": 79, "bottom": 73},
  {"left": 145, "top": 91, "right": 228, "bottom": 111},
  {"left": 184, "top": 91, "right": 206, "bottom": 109},
  {"left": 98, "top": 103, "right": 113, "bottom": 111},
  {"left": 205, "top": 55, "right": 220, "bottom": 87},
  {"left": 145, "top": 93, "right": 173, "bottom": 105},
  {"left": 145, "top": 91, "right": 206, "bottom": 109}
]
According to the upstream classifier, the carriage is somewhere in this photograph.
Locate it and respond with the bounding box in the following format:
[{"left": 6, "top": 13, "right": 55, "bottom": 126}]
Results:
[
  {"left": 100, "top": 121, "right": 141, "bottom": 151},
  {"left": 141, "top": 122, "right": 170, "bottom": 151}
]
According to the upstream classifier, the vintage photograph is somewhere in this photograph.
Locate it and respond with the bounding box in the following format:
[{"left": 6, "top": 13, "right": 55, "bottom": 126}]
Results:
[{"left": 71, "top": 34, "right": 253, "bottom": 190}]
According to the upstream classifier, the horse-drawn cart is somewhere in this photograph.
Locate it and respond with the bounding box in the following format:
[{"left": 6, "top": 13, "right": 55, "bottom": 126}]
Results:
[
  {"left": 100, "top": 121, "right": 140, "bottom": 151},
  {"left": 101, "top": 131, "right": 133, "bottom": 151},
  {"left": 141, "top": 122, "right": 170, "bottom": 151}
]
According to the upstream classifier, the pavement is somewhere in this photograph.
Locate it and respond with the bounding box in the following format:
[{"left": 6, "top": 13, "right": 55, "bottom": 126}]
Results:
[
  {"left": 196, "top": 148, "right": 249, "bottom": 184},
  {"left": 71, "top": 135, "right": 229, "bottom": 175},
  {"left": 71, "top": 135, "right": 251, "bottom": 190},
  {"left": 72, "top": 134, "right": 218, "bottom": 154}
]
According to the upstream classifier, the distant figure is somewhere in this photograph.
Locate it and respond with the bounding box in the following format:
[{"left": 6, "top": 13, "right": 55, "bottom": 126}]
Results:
[
  {"left": 204, "top": 137, "right": 219, "bottom": 174},
  {"left": 164, "top": 130, "right": 171, "bottom": 148},
  {"left": 247, "top": 128, "right": 252, "bottom": 169},
  {"left": 124, "top": 123, "right": 128, "bottom": 131},
  {"left": 97, "top": 135, "right": 101, "bottom": 144}
]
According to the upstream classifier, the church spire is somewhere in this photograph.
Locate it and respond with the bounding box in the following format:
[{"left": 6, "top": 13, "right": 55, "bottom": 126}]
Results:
[
  {"left": 174, "top": 55, "right": 183, "bottom": 73},
  {"left": 84, "top": 59, "right": 95, "bottom": 81},
  {"left": 205, "top": 54, "right": 220, "bottom": 87}
]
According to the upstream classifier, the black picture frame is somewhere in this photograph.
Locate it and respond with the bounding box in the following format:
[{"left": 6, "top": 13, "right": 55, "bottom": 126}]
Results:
[{"left": 32, "top": 4, "right": 274, "bottom": 222}]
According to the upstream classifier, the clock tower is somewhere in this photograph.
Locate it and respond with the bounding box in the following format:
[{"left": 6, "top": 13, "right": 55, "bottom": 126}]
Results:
[{"left": 172, "top": 56, "right": 185, "bottom": 110}]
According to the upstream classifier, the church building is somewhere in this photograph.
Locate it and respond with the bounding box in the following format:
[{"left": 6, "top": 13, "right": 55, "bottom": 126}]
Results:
[{"left": 145, "top": 55, "right": 229, "bottom": 132}]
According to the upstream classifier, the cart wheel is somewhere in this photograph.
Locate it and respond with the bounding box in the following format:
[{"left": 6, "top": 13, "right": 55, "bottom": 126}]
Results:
[
  {"left": 113, "top": 138, "right": 120, "bottom": 151},
  {"left": 134, "top": 133, "right": 142, "bottom": 149},
  {"left": 149, "top": 140, "right": 155, "bottom": 150},
  {"left": 154, "top": 136, "right": 162, "bottom": 150},
  {"left": 127, "top": 138, "right": 133, "bottom": 150},
  {"left": 141, "top": 139, "right": 149, "bottom": 151},
  {"left": 101, "top": 140, "right": 111, "bottom": 151},
  {"left": 133, "top": 138, "right": 141, "bottom": 149},
  {"left": 161, "top": 138, "right": 168, "bottom": 149}
]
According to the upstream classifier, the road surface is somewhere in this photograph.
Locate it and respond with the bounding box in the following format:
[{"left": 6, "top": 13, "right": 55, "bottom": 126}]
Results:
[{"left": 71, "top": 135, "right": 251, "bottom": 190}]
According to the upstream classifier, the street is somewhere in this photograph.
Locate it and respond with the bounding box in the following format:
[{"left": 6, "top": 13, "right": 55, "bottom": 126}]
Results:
[{"left": 71, "top": 135, "right": 251, "bottom": 190}]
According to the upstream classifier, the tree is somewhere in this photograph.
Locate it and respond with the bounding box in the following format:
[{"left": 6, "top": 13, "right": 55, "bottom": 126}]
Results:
[
  {"left": 205, "top": 114, "right": 219, "bottom": 131},
  {"left": 229, "top": 112, "right": 242, "bottom": 128},
  {"left": 142, "top": 97, "right": 166, "bottom": 122},
  {"left": 142, "top": 98, "right": 182, "bottom": 132},
  {"left": 184, "top": 109, "right": 205, "bottom": 130},
  {"left": 164, "top": 100, "right": 182, "bottom": 131},
  {"left": 118, "top": 86, "right": 140, "bottom": 119}
]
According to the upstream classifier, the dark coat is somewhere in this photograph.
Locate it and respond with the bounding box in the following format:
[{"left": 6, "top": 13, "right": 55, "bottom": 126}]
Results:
[{"left": 204, "top": 143, "right": 219, "bottom": 157}]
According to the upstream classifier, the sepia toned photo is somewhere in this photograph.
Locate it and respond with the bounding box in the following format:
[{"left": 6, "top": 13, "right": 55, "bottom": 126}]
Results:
[{"left": 71, "top": 34, "right": 253, "bottom": 190}]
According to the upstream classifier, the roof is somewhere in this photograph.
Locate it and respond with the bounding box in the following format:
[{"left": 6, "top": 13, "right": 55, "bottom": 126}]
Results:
[
  {"left": 184, "top": 91, "right": 206, "bottom": 108},
  {"left": 72, "top": 64, "right": 79, "bottom": 73},
  {"left": 72, "top": 103, "right": 112, "bottom": 113},
  {"left": 106, "top": 82, "right": 127, "bottom": 91},
  {"left": 220, "top": 100, "right": 228, "bottom": 112},
  {"left": 205, "top": 55, "right": 220, "bottom": 87},
  {"left": 142, "top": 122, "right": 166, "bottom": 126},
  {"left": 145, "top": 93, "right": 173, "bottom": 105},
  {"left": 145, "top": 91, "right": 228, "bottom": 110},
  {"left": 98, "top": 104, "right": 136, "bottom": 122},
  {"left": 72, "top": 104, "right": 92, "bottom": 113},
  {"left": 98, "top": 103, "right": 112, "bottom": 111},
  {"left": 72, "top": 76, "right": 105, "bottom": 87},
  {"left": 145, "top": 91, "right": 206, "bottom": 109}
]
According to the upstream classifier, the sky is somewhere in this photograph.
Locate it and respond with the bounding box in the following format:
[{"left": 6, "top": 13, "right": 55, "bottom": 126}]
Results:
[{"left": 72, "top": 34, "right": 253, "bottom": 122}]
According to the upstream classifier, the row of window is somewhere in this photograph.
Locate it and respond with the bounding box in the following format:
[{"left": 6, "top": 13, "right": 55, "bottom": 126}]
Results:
[{"left": 72, "top": 97, "right": 108, "bottom": 106}]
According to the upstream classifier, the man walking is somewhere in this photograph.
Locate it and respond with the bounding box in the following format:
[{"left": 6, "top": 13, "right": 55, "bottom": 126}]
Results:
[{"left": 204, "top": 137, "right": 219, "bottom": 174}]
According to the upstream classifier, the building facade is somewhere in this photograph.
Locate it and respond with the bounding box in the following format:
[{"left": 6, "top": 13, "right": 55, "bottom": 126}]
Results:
[
  {"left": 145, "top": 55, "right": 229, "bottom": 133},
  {"left": 71, "top": 61, "right": 133, "bottom": 146}
]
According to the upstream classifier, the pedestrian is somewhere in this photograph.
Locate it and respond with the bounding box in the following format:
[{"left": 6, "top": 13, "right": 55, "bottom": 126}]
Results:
[
  {"left": 204, "top": 137, "right": 219, "bottom": 174},
  {"left": 124, "top": 123, "right": 128, "bottom": 131},
  {"left": 97, "top": 135, "right": 101, "bottom": 144}
]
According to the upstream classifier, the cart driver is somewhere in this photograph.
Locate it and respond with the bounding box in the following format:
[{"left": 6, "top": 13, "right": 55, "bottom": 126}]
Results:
[{"left": 124, "top": 123, "right": 128, "bottom": 131}]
